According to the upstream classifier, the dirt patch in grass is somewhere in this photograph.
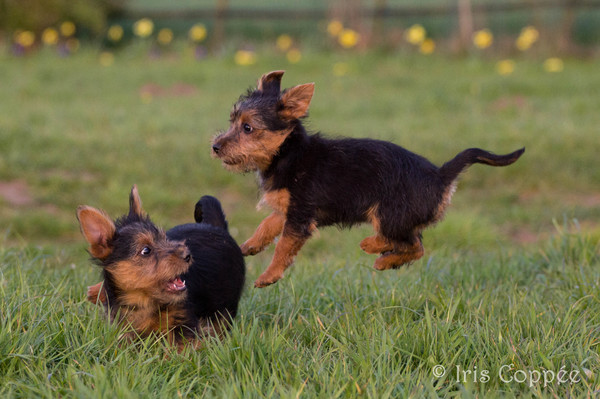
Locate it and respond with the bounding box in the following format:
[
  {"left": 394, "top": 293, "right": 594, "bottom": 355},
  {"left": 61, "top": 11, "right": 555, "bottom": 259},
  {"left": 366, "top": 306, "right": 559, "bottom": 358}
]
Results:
[
  {"left": 519, "top": 190, "right": 600, "bottom": 208},
  {"left": 139, "top": 83, "right": 198, "bottom": 98},
  {"left": 490, "top": 95, "right": 528, "bottom": 113},
  {"left": 565, "top": 193, "right": 600, "bottom": 208},
  {"left": 509, "top": 228, "right": 545, "bottom": 245},
  {"left": 0, "top": 180, "right": 34, "bottom": 206}
]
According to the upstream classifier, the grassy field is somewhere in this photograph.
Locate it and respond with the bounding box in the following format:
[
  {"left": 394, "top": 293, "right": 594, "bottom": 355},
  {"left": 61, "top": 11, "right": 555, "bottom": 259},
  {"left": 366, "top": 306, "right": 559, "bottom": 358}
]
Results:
[{"left": 1, "top": 47, "right": 599, "bottom": 397}]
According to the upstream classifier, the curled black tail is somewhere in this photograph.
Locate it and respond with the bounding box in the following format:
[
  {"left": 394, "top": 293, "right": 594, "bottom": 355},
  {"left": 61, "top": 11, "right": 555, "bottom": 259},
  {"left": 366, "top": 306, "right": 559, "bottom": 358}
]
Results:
[
  {"left": 439, "top": 147, "right": 525, "bottom": 184},
  {"left": 194, "top": 196, "right": 228, "bottom": 230}
]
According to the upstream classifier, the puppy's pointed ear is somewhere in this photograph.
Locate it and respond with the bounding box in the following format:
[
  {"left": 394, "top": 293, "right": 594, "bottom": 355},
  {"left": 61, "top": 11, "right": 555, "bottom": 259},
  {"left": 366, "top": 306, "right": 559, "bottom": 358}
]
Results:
[
  {"left": 279, "top": 83, "right": 315, "bottom": 120},
  {"left": 128, "top": 184, "right": 145, "bottom": 218},
  {"left": 77, "top": 206, "right": 115, "bottom": 260},
  {"left": 257, "top": 70, "right": 285, "bottom": 93}
]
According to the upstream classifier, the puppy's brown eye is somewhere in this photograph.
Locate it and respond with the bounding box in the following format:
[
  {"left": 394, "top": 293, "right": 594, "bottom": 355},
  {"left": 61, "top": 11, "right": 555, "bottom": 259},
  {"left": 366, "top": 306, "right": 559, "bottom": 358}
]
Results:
[
  {"left": 243, "top": 123, "right": 253, "bottom": 133},
  {"left": 140, "top": 247, "right": 152, "bottom": 256}
]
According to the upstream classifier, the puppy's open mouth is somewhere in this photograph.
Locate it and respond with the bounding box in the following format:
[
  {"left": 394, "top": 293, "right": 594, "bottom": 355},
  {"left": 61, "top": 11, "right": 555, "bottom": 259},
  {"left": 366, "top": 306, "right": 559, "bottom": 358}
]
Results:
[{"left": 166, "top": 277, "right": 186, "bottom": 293}]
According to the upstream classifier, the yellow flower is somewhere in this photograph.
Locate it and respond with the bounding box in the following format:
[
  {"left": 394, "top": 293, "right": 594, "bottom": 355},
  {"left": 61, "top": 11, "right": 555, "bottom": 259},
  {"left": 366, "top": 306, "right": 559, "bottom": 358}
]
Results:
[
  {"left": 420, "top": 38, "right": 435, "bottom": 54},
  {"left": 515, "top": 36, "right": 531, "bottom": 51},
  {"left": 543, "top": 57, "right": 564, "bottom": 73},
  {"left": 496, "top": 59, "right": 515, "bottom": 75},
  {"left": 327, "top": 20, "right": 343, "bottom": 37},
  {"left": 157, "top": 28, "right": 173, "bottom": 45},
  {"left": 189, "top": 23, "right": 207, "bottom": 42},
  {"left": 15, "top": 30, "right": 35, "bottom": 47},
  {"left": 522, "top": 26, "right": 539, "bottom": 42},
  {"left": 516, "top": 26, "right": 539, "bottom": 51},
  {"left": 405, "top": 24, "right": 426, "bottom": 45},
  {"left": 133, "top": 18, "right": 154, "bottom": 38},
  {"left": 286, "top": 48, "right": 302, "bottom": 64},
  {"left": 333, "top": 62, "right": 348, "bottom": 76},
  {"left": 99, "top": 51, "right": 115, "bottom": 67},
  {"left": 473, "top": 29, "right": 493, "bottom": 49},
  {"left": 234, "top": 50, "right": 256, "bottom": 66},
  {"left": 276, "top": 34, "right": 293, "bottom": 51},
  {"left": 108, "top": 25, "right": 124, "bottom": 42},
  {"left": 66, "top": 38, "right": 80, "bottom": 53},
  {"left": 60, "top": 21, "right": 76, "bottom": 37},
  {"left": 42, "top": 28, "right": 59, "bottom": 45},
  {"left": 338, "top": 29, "right": 360, "bottom": 48}
]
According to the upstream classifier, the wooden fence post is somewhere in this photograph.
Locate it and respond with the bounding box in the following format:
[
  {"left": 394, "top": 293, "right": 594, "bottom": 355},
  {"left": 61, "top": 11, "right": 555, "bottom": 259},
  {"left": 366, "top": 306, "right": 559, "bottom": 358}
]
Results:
[
  {"left": 558, "top": 0, "right": 578, "bottom": 53},
  {"left": 457, "top": 0, "right": 473, "bottom": 54},
  {"left": 372, "top": 0, "right": 388, "bottom": 47},
  {"left": 211, "top": 0, "right": 228, "bottom": 52}
]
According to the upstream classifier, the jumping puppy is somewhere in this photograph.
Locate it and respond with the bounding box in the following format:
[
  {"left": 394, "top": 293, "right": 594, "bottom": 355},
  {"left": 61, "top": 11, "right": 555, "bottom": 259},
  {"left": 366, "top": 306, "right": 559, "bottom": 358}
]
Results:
[{"left": 212, "top": 70, "right": 524, "bottom": 288}]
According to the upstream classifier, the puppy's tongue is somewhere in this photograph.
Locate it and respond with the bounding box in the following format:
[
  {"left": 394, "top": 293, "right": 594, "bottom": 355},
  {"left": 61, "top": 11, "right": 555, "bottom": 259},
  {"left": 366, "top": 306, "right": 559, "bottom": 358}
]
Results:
[{"left": 167, "top": 277, "right": 186, "bottom": 292}]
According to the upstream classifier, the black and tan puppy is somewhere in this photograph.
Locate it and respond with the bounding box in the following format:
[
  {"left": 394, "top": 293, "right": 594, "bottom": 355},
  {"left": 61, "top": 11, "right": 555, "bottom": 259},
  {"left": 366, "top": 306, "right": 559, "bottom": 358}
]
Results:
[
  {"left": 79, "top": 185, "right": 245, "bottom": 349},
  {"left": 212, "top": 70, "right": 524, "bottom": 288}
]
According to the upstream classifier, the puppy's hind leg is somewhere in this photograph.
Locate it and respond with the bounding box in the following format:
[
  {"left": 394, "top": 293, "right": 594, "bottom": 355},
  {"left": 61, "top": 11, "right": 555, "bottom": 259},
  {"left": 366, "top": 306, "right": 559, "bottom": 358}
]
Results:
[
  {"left": 373, "top": 238, "right": 424, "bottom": 271},
  {"left": 360, "top": 205, "right": 394, "bottom": 254},
  {"left": 360, "top": 235, "right": 393, "bottom": 254}
]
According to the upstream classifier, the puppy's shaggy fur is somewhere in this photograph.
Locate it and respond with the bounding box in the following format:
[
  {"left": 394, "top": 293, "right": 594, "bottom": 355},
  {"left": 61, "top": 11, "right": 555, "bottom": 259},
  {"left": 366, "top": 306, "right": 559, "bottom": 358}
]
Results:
[
  {"left": 80, "top": 186, "right": 245, "bottom": 348},
  {"left": 212, "top": 71, "right": 524, "bottom": 287}
]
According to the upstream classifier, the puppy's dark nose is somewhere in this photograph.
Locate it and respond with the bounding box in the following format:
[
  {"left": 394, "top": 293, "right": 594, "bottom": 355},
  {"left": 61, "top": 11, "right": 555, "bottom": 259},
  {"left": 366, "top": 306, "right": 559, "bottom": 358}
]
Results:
[{"left": 212, "top": 143, "right": 221, "bottom": 154}]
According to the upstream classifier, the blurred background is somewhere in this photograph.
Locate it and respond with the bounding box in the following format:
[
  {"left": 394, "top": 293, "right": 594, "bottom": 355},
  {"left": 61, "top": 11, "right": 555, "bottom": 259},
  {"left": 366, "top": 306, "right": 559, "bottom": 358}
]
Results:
[
  {"left": 1, "top": 0, "right": 599, "bottom": 254},
  {"left": 3, "top": 0, "right": 600, "bottom": 54}
]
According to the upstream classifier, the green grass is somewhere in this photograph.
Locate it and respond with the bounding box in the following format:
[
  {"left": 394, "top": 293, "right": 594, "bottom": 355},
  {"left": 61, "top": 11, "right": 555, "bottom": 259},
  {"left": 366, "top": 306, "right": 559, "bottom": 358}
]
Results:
[
  {"left": 1, "top": 226, "right": 599, "bottom": 397},
  {"left": 1, "top": 47, "right": 599, "bottom": 397},
  {"left": 2, "top": 49, "right": 599, "bottom": 244}
]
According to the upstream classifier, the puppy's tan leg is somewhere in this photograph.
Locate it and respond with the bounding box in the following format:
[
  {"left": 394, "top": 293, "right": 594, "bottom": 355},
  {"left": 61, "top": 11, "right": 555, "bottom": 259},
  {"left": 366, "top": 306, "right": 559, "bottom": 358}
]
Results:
[
  {"left": 254, "top": 226, "right": 309, "bottom": 288},
  {"left": 87, "top": 282, "right": 107, "bottom": 305},
  {"left": 360, "top": 235, "right": 394, "bottom": 254},
  {"left": 373, "top": 240, "right": 424, "bottom": 270},
  {"left": 360, "top": 205, "right": 394, "bottom": 254},
  {"left": 240, "top": 212, "right": 285, "bottom": 256}
]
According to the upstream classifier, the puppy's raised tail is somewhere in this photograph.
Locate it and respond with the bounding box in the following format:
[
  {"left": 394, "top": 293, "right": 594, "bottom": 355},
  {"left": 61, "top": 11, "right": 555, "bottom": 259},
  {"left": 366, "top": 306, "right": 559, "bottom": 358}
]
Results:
[
  {"left": 439, "top": 147, "right": 525, "bottom": 185},
  {"left": 194, "top": 196, "right": 228, "bottom": 230}
]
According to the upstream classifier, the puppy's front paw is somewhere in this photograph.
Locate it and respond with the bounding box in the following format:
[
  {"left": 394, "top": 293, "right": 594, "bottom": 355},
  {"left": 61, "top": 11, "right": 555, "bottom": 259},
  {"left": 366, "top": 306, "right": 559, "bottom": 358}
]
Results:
[
  {"left": 254, "top": 271, "right": 282, "bottom": 288},
  {"left": 240, "top": 240, "right": 261, "bottom": 256},
  {"left": 87, "top": 282, "right": 107, "bottom": 305}
]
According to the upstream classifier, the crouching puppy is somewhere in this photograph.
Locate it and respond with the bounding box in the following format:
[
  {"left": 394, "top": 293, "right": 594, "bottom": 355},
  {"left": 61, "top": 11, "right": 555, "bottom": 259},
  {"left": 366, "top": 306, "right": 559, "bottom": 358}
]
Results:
[{"left": 78, "top": 185, "right": 245, "bottom": 349}]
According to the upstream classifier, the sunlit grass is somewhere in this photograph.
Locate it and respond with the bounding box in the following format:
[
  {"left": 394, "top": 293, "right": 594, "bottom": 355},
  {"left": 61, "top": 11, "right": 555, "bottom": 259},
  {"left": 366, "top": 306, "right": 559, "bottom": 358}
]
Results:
[{"left": 1, "top": 225, "right": 599, "bottom": 397}]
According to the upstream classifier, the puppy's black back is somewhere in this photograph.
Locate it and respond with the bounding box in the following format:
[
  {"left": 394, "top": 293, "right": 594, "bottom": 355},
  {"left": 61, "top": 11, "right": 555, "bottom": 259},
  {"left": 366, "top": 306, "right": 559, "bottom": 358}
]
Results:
[
  {"left": 167, "top": 198, "right": 245, "bottom": 327},
  {"left": 266, "top": 134, "right": 446, "bottom": 241}
]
